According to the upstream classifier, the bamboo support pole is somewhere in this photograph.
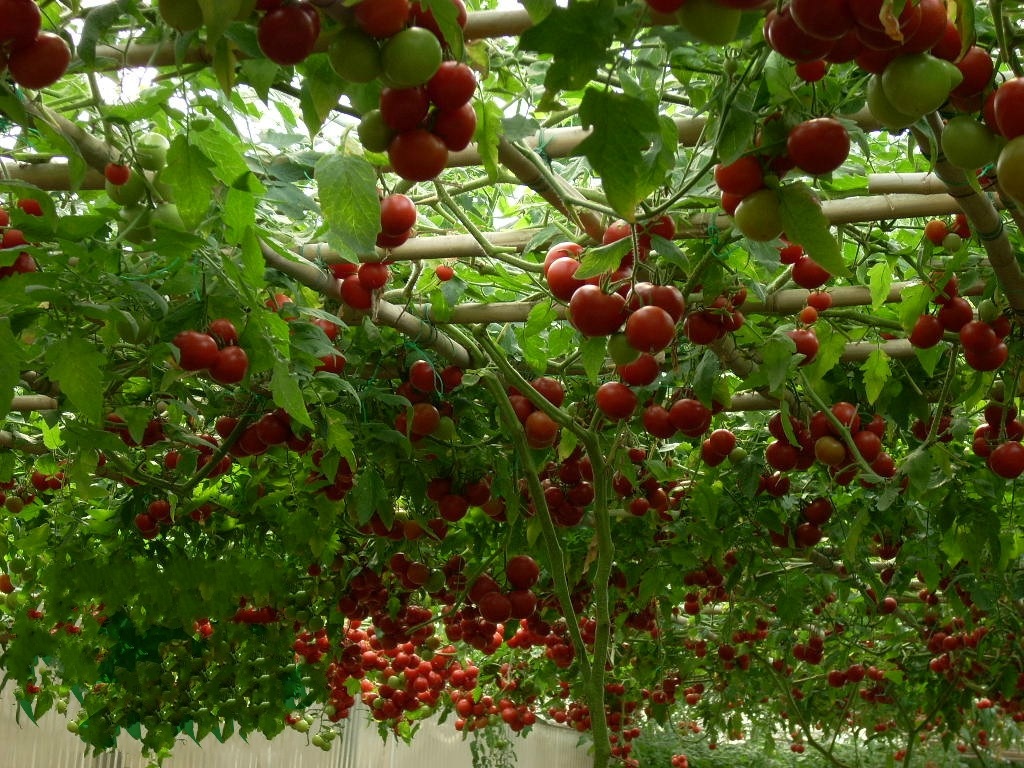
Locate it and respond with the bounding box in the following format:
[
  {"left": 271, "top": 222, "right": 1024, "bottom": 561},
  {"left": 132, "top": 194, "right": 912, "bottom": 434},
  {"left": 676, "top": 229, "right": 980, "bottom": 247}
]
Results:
[
  {"left": 867, "top": 173, "right": 950, "bottom": 195},
  {"left": 10, "top": 395, "right": 58, "bottom": 412},
  {"left": 260, "top": 241, "right": 472, "bottom": 368},
  {"left": 302, "top": 193, "right": 978, "bottom": 265},
  {"left": 0, "top": 430, "right": 46, "bottom": 454}
]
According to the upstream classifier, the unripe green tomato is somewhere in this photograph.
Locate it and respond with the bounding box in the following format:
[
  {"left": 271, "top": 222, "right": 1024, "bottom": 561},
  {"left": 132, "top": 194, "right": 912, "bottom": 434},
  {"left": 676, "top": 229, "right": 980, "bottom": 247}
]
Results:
[
  {"left": 56, "top": 698, "right": 68, "bottom": 714},
  {"left": 118, "top": 206, "right": 155, "bottom": 243},
  {"left": 978, "top": 299, "right": 1000, "bottom": 323},
  {"left": 434, "top": 416, "right": 456, "bottom": 441},
  {"left": 293, "top": 718, "right": 310, "bottom": 733},
  {"left": 310, "top": 733, "right": 325, "bottom": 748},
  {"left": 728, "top": 446, "right": 747, "bottom": 464},
  {"left": 941, "top": 115, "right": 1003, "bottom": 170},
  {"left": 941, "top": 232, "right": 962, "bottom": 252},
  {"left": 328, "top": 28, "right": 382, "bottom": 84},
  {"left": 881, "top": 54, "right": 960, "bottom": 118},
  {"left": 677, "top": 0, "right": 741, "bottom": 46},
  {"left": 136, "top": 132, "right": 171, "bottom": 171},
  {"left": 106, "top": 171, "right": 147, "bottom": 207},
  {"left": 732, "top": 188, "right": 783, "bottom": 242},
  {"left": 381, "top": 27, "right": 443, "bottom": 88},
  {"left": 151, "top": 203, "right": 185, "bottom": 231},
  {"left": 997, "top": 135, "right": 1024, "bottom": 205},
  {"left": 158, "top": 0, "right": 203, "bottom": 31},
  {"left": 608, "top": 333, "right": 641, "bottom": 365},
  {"left": 866, "top": 75, "right": 919, "bottom": 130},
  {"left": 357, "top": 110, "right": 395, "bottom": 153},
  {"left": 66, "top": 720, "right": 80, "bottom": 734}
]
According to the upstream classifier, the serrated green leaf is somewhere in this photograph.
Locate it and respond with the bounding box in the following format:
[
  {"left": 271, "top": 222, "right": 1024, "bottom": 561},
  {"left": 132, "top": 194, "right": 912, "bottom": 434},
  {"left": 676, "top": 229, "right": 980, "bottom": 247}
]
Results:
[
  {"left": 45, "top": 335, "right": 106, "bottom": 423},
  {"left": 575, "top": 238, "right": 632, "bottom": 279},
  {"left": 868, "top": 261, "right": 892, "bottom": 311},
  {"left": 420, "top": 0, "right": 464, "bottom": 58},
  {"left": 161, "top": 137, "right": 215, "bottom": 230},
  {"left": 898, "top": 284, "right": 933, "bottom": 331},
  {"left": 862, "top": 348, "right": 890, "bottom": 405},
  {"left": 474, "top": 99, "right": 503, "bottom": 181},
  {"left": 518, "top": 1, "right": 617, "bottom": 94},
  {"left": 271, "top": 360, "right": 313, "bottom": 429},
  {"left": 578, "top": 88, "right": 677, "bottom": 219},
  {"left": 0, "top": 319, "right": 22, "bottom": 421},
  {"left": 759, "top": 336, "right": 795, "bottom": 394},
  {"left": 212, "top": 37, "right": 236, "bottom": 95},
  {"left": 842, "top": 508, "right": 870, "bottom": 572},
  {"left": 778, "top": 183, "right": 848, "bottom": 277},
  {"left": 314, "top": 153, "right": 380, "bottom": 258},
  {"left": 580, "top": 336, "right": 607, "bottom": 383},
  {"left": 692, "top": 350, "right": 721, "bottom": 408}
]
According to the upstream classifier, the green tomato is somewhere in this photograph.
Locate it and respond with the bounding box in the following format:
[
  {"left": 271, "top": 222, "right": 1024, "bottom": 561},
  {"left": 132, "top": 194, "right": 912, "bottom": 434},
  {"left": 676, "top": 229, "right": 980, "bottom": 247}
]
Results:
[
  {"left": 381, "top": 27, "right": 443, "bottom": 88},
  {"left": 357, "top": 110, "right": 395, "bottom": 154},
  {"left": 151, "top": 202, "right": 185, "bottom": 231},
  {"left": 136, "top": 132, "right": 171, "bottom": 171},
  {"left": 106, "top": 171, "right": 147, "bottom": 207},
  {"left": 607, "top": 333, "right": 640, "bottom": 365},
  {"left": 118, "top": 206, "right": 154, "bottom": 243},
  {"left": 866, "top": 75, "right": 918, "bottom": 131},
  {"left": 881, "top": 54, "right": 960, "bottom": 118},
  {"left": 158, "top": 0, "right": 203, "bottom": 31},
  {"left": 328, "top": 28, "right": 382, "bottom": 84},
  {"left": 997, "top": 136, "right": 1024, "bottom": 204},
  {"left": 677, "top": 0, "right": 742, "bottom": 46},
  {"left": 732, "top": 188, "right": 783, "bottom": 242},
  {"left": 941, "top": 116, "right": 1003, "bottom": 170}
]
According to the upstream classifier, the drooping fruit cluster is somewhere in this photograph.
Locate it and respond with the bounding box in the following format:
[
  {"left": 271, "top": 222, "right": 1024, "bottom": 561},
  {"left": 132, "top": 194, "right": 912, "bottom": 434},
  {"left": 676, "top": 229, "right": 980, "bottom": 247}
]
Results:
[
  {"left": 508, "top": 375, "right": 565, "bottom": 450},
  {"left": 763, "top": 404, "right": 895, "bottom": 491},
  {"left": 393, "top": 358, "right": 463, "bottom": 443},
  {"left": 172, "top": 318, "right": 249, "bottom": 384},
  {"left": 972, "top": 401, "right": 1024, "bottom": 480},
  {"left": 682, "top": 287, "right": 746, "bottom": 345},
  {"left": 343, "top": 0, "right": 474, "bottom": 182},
  {"left": 0, "top": 0, "right": 71, "bottom": 90},
  {"left": 0, "top": 205, "right": 39, "bottom": 279}
]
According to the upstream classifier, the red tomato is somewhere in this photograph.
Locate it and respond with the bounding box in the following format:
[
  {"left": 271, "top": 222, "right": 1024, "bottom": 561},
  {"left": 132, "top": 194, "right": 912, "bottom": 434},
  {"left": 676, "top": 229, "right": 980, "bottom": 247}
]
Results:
[
  {"left": 388, "top": 129, "right": 448, "bottom": 181},
  {"left": 787, "top": 118, "right": 850, "bottom": 176},
  {"left": 380, "top": 194, "right": 417, "bottom": 236},
  {"left": 428, "top": 61, "right": 476, "bottom": 110}
]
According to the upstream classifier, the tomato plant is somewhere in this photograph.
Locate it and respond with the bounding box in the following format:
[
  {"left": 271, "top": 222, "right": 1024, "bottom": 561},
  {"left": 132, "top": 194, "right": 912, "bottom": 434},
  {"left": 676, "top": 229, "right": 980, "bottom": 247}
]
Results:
[{"left": 7, "top": 5, "right": 1024, "bottom": 768}]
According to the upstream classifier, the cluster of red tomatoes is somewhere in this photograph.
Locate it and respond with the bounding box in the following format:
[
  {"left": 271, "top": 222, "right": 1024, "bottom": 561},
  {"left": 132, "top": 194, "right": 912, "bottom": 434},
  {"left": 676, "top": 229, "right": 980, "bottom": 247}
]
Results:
[
  {"left": 0, "top": 201, "right": 43, "bottom": 279},
  {"left": 0, "top": 0, "right": 70, "bottom": 90},
  {"left": 172, "top": 318, "right": 250, "bottom": 384},
  {"left": 763, "top": 404, "right": 896, "bottom": 509}
]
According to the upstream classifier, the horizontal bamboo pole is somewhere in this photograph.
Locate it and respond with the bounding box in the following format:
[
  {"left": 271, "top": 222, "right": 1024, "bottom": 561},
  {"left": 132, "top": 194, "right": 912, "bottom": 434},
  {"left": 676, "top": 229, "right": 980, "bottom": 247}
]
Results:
[
  {"left": 868, "top": 173, "right": 950, "bottom": 196},
  {"left": 0, "top": 430, "right": 46, "bottom": 454},
  {"left": 10, "top": 395, "right": 58, "bottom": 412},
  {"left": 302, "top": 193, "right": 974, "bottom": 265},
  {"left": 261, "top": 241, "right": 472, "bottom": 368}
]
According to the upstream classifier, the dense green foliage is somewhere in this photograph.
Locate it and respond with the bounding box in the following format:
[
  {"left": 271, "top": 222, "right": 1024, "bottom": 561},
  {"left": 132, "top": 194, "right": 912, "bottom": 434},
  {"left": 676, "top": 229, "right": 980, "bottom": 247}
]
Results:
[{"left": 2, "top": 2, "right": 1024, "bottom": 768}]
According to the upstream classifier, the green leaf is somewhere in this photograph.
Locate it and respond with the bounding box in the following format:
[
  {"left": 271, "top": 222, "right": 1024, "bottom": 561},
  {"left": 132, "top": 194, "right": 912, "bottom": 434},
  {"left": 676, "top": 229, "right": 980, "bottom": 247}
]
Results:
[
  {"left": 577, "top": 88, "right": 677, "bottom": 219},
  {"left": 862, "top": 348, "right": 890, "bottom": 405},
  {"left": 521, "top": 301, "right": 559, "bottom": 374},
  {"left": 580, "top": 336, "right": 607, "bottom": 384},
  {"left": 198, "top": 0, "right": 242, "bottom": 46},
  {"left": 692, "top": 350, "right": 721, "bottom": 408},
  {"left": 754, "top": 336, "right": 795, "bottom": 395},
  {"left": 271, "top": 361, "right": 313, "bottom": 429},
  {"left": 518, "top": 1, "right": 617, "bottom": 94},
  {"left": 314, "top": 153, "right": 380, "bottom": 259},
  {"left": 420, "top": 0, "right": 464, "bottom": 59},
  {"left": 575, "top": 238, "right": 632, "bottom": 279},
  {"left": 867, "top": 260, "right": 892, "bottom": 311},
  {"left": 778, "top": 183, "right": 849, "bottom": 277},
  {"left": 161, "top": 136, "right": 216, "bottom": 230},
  {"left": 45, "top": 335, "right": 106, "bottom": 423},
  {"left": 298, "top": 56, "right": 346, "bottom": 136},
  {"left": 474, "top": 99, "right": 504, "bottom": 181},
  {"left": 0, "top": 319, "right": 22, "bottom": 421}
]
